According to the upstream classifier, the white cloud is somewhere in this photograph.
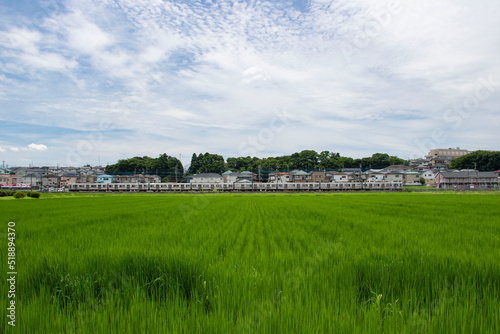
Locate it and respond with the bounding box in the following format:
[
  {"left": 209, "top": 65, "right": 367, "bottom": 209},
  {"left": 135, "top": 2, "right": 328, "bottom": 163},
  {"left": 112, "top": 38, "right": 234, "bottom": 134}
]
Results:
[
  {"left": 27, "top": 143, "right": 48, "bottom": 151},
  {"left": 1, "top": 0, "right": 499, "bottom": 166}
]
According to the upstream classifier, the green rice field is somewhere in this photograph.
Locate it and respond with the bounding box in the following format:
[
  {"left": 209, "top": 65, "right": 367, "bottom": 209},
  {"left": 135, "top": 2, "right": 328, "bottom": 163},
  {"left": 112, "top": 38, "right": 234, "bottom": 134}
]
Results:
[{"left": 1, "top": 192, "right": 500, "bottom": 333}]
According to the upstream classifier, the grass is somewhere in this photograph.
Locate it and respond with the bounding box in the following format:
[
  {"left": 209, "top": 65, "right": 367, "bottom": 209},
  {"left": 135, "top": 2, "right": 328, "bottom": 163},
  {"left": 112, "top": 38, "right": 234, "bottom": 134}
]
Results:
[{"left": 1, "top": 192, "right": 499, "bottom": 333}]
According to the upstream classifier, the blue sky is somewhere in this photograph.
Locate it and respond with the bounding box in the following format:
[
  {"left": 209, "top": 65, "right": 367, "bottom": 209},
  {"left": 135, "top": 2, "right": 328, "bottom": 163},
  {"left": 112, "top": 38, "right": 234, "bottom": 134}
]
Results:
[{"left": 0, "top": 0, "right": 499, "bottom": 167}]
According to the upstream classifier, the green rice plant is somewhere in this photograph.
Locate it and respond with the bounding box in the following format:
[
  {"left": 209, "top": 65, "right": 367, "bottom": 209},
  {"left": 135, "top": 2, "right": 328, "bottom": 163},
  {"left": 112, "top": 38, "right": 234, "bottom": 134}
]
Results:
[{"left": 0, "top": 192, "right": 499, "bottom": 333}]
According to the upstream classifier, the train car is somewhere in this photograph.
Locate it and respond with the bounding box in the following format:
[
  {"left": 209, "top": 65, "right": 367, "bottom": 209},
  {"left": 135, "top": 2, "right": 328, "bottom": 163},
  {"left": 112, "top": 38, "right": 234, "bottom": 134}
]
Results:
[
  {"left": 68, "top": 181, "right": 403, "bottom": 193},
  {"left": 253, "top": 183, "right": 275, "bottom": 191},
  {"left": 234, "top": 183, "right": 253, "bottom": 191}
]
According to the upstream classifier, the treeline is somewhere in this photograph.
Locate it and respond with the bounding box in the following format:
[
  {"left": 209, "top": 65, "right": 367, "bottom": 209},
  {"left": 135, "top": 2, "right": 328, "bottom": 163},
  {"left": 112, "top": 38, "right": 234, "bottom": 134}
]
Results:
[
  {"left": 106, "top": 151, "right": 408, "bottom": 178},
  {"left": 187, "top": 150, "right": 408, "bottom": 174},
  {"left": 105, "top": 154, "right": 183, "bottom": 181},
  {"left": 449, "top": 151, "right": 500, "bottom": 171}
]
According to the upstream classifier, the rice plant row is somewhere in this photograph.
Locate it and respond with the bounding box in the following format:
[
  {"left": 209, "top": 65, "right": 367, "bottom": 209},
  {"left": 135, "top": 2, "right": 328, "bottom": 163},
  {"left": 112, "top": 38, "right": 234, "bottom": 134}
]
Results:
[{"left": 1, "top": 192, "right": 499, "bottom": 333}]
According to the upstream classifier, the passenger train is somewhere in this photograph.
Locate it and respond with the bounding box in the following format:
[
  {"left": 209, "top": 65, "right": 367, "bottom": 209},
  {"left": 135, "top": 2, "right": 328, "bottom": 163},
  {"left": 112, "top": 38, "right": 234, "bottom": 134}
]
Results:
[{"left": 68, "top": 182, "right": 403, "bottom": 192}]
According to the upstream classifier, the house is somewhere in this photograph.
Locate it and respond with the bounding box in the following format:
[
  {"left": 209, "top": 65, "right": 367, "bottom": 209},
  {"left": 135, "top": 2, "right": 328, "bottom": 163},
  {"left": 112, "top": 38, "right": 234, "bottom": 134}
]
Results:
[
  {"left": 191, "top": 173, "right": 223, "bottom": 183},
  {"left": 309, "top": 171, "right": 327, "bottom": 183},
  {"left": 223, "top": 171, "right": 254, "bottom": 183},
  {"left": 21, "top": 174, "right": 42, "bottom": 187},
  {"left": 382, "top": 165, "right": 412, "bottom": 173},
  {"left": 76, "top": 175, "right": 96, "bottom": 183},
  {"left": 328, "top": 171, "right": 348, "bottom": 183},
  {"left": 41, "top": 175, "right": 61, "bottom": 187},
  {"left": 268, "top": 172, "right": 290, "bottom": 183},
  {"left": 0, "top": 175, "right": 12, "bottom": 184},
  {"left": 13, "top": 167, "right": 52, "bottom": 177},
  {"left": 366, "top": 172, "right": 385, "bottom": 182},
  {"left": 495, "top": 170, "right": 500, "bottom": 182},
  {"left": 96, "top": 174, "right": 114, "bottom": 184},
  {"left": 291, "top": 171, "right": 310, "bottom": 183},
  {"left": 435, "top": 171, "right": 498, "bottom": 189},
  {"left": 404, "top": 172, "right": 421, "bottom": 186},
  {"left": 342, "top": 168, "right": 362, "bottom": 173},
  {"left": 0, "top": 167, "right": 12, "bottom": 174},
  {"left": 384, "top": 171, "right": 404, "bottom": 183},
  {"left": 60, "top": 175, "right": 78, "bottom": 188},
  {"left": 421, "top": 170, "right": 437, "bottom": 186}
]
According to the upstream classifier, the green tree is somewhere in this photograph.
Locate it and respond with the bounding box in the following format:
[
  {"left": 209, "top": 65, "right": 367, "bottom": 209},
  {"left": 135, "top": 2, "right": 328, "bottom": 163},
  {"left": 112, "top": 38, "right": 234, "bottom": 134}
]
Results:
[
  {"left": 449, "top": 151, "right": 500, "bottom": 171},
  {"left": 105, "top": 154, "right": 183, "bottom": 179},
  {"left": 188, "top": 153, "right": 225, "bottom": 174}
]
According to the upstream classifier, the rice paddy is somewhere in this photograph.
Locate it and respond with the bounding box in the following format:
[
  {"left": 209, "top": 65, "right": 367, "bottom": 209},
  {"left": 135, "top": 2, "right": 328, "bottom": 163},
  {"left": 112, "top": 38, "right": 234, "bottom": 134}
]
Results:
[{"left": 1, "top": 192, "right": 499, "bottom": 333}]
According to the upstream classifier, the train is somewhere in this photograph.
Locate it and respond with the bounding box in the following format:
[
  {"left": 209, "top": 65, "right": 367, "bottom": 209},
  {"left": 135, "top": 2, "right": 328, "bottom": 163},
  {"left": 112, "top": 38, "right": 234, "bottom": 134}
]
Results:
[{"left": 68, "top": 182, "right": 403, "bottom": 192}]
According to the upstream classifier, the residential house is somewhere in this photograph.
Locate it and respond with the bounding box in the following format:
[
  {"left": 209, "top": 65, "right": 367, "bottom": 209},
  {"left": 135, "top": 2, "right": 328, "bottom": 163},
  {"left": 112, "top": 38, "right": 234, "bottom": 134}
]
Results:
[
  {"left": 309, "top": 171, "right": 327, "bottom": 183},
  {"left": 366, "top": 172, "right": 385, "bottom": 182},
  {"left": 342, "top": 168, "right": 362, "bottom": 173},
  {"left": 384, "top": 171, "right": 404, "bottom": 183},
  {"left": 0, "top": 175, "right": 11, "bottom": 184},
  {"left": 347, "top": 172, "right": 366, "bottom": 182},
  {"left": 96, "top": 174, "right": 114, "bottom": 184},
  {"left": 404, "top": 172, "right": 421, "bottom": 186},
  {"left": 268, "top": 172, "right": 290, "bottom": 183},
  {"left": 21, "top": 174, "right": 42, "bottom": 187},
  {"left": 0, "top": 167, "right": 12, "bottom": 174},
  {"left": 223, "top": 171, "right": 254, "bottom": 183},
  {"left": 76, "top": 175, "right": 96, "bottom": 183},
  {"left": 382, "top": 165, "right": 412, "bottom": 173},
  {"left": 435, "top": 171, "right": 498, "bottom": 189},
  {"left": 421, "top": 170, "right": 437, "bottom": 187},
  {"left": 60, "top": 175, "right": 78, "bottom": 188},
  {"left": 13, "top": 167, "right": 52, "bottom": 177},
  {"left": 328, "top": 171, "right": 349, "bottom": 183},
  {"left": 291, "top": 171, "right": 310, "bottom": 183},
  {"left": 42, "top": 175, "right": 61, "bottom": 187},
  {"left": 191, "top": 173, "right": 223, "bottom": 183}
]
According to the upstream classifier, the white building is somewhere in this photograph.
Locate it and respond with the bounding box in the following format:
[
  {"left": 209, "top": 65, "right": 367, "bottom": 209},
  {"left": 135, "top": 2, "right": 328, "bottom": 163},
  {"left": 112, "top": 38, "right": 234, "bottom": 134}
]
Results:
[{"left": 191, "top": 173, "right": 223, "bottom": 183}]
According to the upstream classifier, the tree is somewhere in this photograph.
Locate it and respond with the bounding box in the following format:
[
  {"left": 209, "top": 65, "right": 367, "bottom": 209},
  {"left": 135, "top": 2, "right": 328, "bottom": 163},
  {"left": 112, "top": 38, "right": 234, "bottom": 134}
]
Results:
[
  {"left": 105, "top": 153, "right": 183, "bottom": 179},
  {"left": 449, "top": 151, "right": 500, "bottom": 171},
  {"left": 188, "top": 153, "right": 225, "bottom": 174}
]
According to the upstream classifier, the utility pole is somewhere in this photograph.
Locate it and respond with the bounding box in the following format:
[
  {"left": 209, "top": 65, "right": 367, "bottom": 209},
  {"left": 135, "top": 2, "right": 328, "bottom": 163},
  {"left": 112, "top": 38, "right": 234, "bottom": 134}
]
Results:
[
  {"left": 258, "top": 165, "right": 261, "bottom": 183},
  {"left": 475, "top": 162, "right": 478, "bottom": 189}
]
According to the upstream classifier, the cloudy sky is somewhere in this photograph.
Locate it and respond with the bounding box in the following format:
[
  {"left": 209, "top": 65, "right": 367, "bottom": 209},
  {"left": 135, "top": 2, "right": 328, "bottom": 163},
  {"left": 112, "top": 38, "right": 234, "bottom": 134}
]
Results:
[{"left": 0, "top": 0, "right": 499, "bottom": 167}]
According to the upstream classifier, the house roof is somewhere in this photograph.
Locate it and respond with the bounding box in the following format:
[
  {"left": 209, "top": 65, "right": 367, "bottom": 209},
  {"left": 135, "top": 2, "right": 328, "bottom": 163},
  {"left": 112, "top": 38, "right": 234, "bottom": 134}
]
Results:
[
  {"left": 294, "top": 171, "right": 309, "bottom": 176},
  {"left": 193, "top": 173, "right": 222, "bottom": 178},
  {"left": 342, "top": 168, "right": 362, "bottom": 172},
  {"left": 438, "top": 171, "right": 497, "bottom": 178},
  {"left": 327, "top": 171, "right": 347, "bottom": 175},
  {"left": 222, "top": 171, "right": 233, "bottom": 174},
  {"left": 241, "top": 171, "right": 253, "bottom": 174},
  {"left": 97, "top": 174, "right": 113, "bottom": 178},
  {"left": 384, "top": 165, "right": 410, "bottom": 170},
  {"left": 494, "top": 170, "right": 500, "bottom": 174}
]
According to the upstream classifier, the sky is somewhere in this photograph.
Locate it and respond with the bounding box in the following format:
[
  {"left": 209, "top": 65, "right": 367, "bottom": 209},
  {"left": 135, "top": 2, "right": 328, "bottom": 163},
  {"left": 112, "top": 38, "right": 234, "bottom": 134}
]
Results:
[{"left": 0, "top": 0, "right": 499, "bottom": 168}]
